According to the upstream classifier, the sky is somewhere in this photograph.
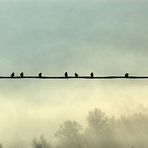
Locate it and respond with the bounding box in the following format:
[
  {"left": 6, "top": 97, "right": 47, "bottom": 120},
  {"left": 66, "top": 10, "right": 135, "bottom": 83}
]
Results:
[{"left": 0, "top": 0, "right": 148, "bottom": 147}]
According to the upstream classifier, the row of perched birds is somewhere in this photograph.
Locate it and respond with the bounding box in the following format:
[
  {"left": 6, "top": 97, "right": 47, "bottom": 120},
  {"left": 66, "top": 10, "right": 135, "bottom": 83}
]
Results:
[
  {"left": 64, "top": 72, "right": 94, "bottom": 78},
  {"left": 10, "top": 72, "right": 94, "bottom": 78},
  {"left": 65, "top": 72, "right": 129, "bottom": 78},
  {"left": 11, "top": 72, "right": 43, "bottom": 77},
  {"left": 10, "top": 72, "right": 129, "bottom": 78}
]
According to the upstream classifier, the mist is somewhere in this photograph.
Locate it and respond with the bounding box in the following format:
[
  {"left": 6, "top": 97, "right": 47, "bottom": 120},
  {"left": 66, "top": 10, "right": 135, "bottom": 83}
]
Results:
[
  {"left": 1, "top": 107, "right": 148, "bottom": 148},
  {"left": 0, "top": 80, "right": 148, "bottom": 148}
]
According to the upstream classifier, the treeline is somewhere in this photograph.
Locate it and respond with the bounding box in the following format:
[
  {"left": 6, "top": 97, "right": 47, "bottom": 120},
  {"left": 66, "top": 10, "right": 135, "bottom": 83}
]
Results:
[{"left": 32, "top": 108, "right": 148, "bottom": 148}]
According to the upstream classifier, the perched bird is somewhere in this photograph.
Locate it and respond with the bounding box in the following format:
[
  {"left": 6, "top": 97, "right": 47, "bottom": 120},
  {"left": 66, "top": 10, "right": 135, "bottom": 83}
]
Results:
[
  {"left": 90, "top": 72, "right": 94, "bottom": 78},
  {"left": 38, "top": 73, "right": 42, "bottom": 78},
  {"left": 20, "top": 72, "right": 24, "bottom": 78},
  {"left": 125, "top": 73, "right": 129, "bottom": 78},
  {"left": 75, "top": 73, "right": 78, "bottom": 78},
  {"left": 11, "top": 72, "right": 15, "bottom": 78},
  {"left": 65, "top": 72, "right": 68, "bottom": 78}
]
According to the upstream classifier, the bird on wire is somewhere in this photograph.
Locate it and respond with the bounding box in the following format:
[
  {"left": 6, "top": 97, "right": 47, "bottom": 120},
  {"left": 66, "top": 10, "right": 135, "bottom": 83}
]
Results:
[
  {"left": 90, "top": 72, "right": 94, "bottom": 78},
  {"left": 20, "top": 72, "right": 24, "bottom": 78},
  {"left": 65, "top": 72, "right": 68, "bottom": 78},
  {"left": 75, "top": 73, "right": 78, "bottom": 78},
  {"left": 11, "top": 72, "right": 15, "bottom": 78},
  {"left": 38, "top": 73, "right": 42, "bottom": 78},
  {"left": 125, "top": 73, "right": 129, "bottom": 78}
]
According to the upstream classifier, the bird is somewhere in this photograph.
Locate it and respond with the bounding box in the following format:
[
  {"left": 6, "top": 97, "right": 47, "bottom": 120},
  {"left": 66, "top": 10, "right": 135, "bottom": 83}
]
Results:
[
  {"left": 38, "top": 73, "right": 42, "bottom": 78},
  {"left": 125, "top": 73, "right": 129, "bottom": 78},
  {"left": 65, "top": 72, "right": 68, "bottom": 78},
  {"left": 75, "top": 73, "right": 78, "bottom": 78},
  {"left": 11, "top": 72, "right": 15, "bottom": 78},
  {"left": 90, "top": 72, "right": 94, "bottom": 78},
  {"left": 20, "top": 72, "right": 24, "bottom": 78}
]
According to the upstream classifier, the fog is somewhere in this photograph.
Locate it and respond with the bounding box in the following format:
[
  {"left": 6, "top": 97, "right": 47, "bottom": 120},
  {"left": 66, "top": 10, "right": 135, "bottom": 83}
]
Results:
[
  {"left": 0, "top": 80, "right": 148, "bottom": 148},
  {"left": 2, "top": 107, "right": 148, "bottom": 148}
]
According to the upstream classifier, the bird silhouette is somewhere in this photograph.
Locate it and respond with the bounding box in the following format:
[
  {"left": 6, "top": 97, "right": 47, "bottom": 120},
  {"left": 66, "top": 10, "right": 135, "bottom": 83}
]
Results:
[
  {"left": 65, "top": 72, "right": 68, "bottom": 78},
  {"left": 11, "top": 72, "right": 15, "bottom": 78},
  {"left": 125, "top": 73, "right": 129, "bottom": 78},
  {"left": 20, "top": 72, "right": 24, "bottom": 78},
  {"left": 39, "top": 73, "right": 42, "bottom": 78},
  {"left": 90, "top": 72, "right": 94, "bottom": 78},
  {"left": 75, "top": 73, "right": 78, "bottom": 78}
]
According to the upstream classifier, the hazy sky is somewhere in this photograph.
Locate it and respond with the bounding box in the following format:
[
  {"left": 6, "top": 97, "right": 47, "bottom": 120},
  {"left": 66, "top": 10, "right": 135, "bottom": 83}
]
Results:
[{"left": 0, "top": 0, "right": 148, "bottom": 147}]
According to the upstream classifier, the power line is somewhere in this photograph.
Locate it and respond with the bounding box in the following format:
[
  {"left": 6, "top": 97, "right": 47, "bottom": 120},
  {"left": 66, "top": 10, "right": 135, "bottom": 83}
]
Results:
[{"left": 0, "top": 72, "right": 148, "bottom": 79}]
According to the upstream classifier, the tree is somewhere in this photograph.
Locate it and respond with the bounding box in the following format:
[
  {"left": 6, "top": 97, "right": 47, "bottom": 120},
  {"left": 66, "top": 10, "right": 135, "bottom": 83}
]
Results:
[
  {"left": 87, "top": 108, "right": 108, "bottom": 132},
  {"left": 85, "top": 108, "right": 118, "bottom": 148},
  {"left": 32, "top": 135, "right": 53, "bottom": 148},
  {"left": 0, "top": 143, "right": 2, "bottom": 148},
  {"left": 55, "top": 120, "right": 83, "bottom": 148}
]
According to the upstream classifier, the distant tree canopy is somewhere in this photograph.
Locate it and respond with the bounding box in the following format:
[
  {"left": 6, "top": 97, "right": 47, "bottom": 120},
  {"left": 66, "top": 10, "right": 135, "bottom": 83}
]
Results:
[
  {"left": 87, "top": 108, "right": 108, "bottom": 131},
  {"left": 32, "top": 135, "right": 52, "bottom": 148},
  {"left": 55, "top": 120, "right": 82, "bottom": 139},
  {"left": 55, "top": 121, "right": 83, "bottom": 148},
  {"left": 32, "top": 108, "right": 148, "bottom": 148}
]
